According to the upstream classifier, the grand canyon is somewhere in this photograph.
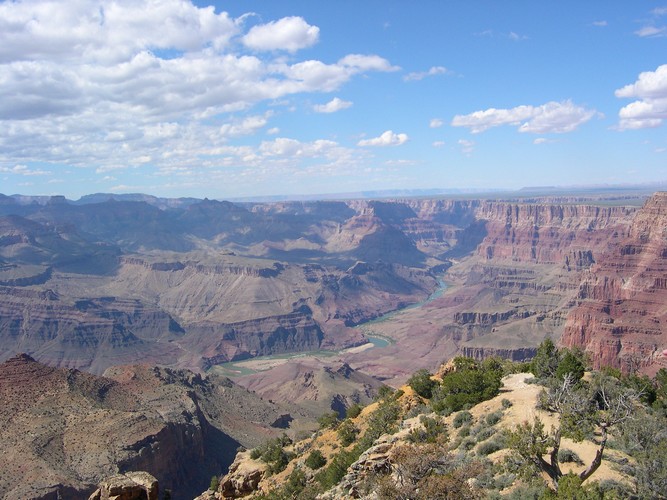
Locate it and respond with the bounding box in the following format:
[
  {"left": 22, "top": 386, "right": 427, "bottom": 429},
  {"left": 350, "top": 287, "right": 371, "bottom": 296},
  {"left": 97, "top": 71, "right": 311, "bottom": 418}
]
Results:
[{"left": 1, "top": 188, "right": 666, "bottom": 498}]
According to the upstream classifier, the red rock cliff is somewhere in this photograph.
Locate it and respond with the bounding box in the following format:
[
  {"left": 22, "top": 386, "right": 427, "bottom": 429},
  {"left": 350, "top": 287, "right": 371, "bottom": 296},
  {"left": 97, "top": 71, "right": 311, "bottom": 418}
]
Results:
[{"left": 561, "top": 192, "right": 667, "bottom": 373}]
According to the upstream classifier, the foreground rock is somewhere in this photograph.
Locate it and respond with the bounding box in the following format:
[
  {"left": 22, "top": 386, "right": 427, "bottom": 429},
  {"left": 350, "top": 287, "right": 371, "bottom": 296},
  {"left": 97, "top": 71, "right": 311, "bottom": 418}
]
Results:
[
  {"left": 88, "top": 472, "right": 158, "bottom": 500},
  {"left": 0, "top": 354, "right": 290, "bottom": 499}
]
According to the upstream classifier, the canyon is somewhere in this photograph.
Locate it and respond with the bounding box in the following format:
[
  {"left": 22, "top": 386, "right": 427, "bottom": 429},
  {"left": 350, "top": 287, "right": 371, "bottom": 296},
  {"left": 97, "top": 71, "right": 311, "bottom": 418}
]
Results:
[{"left": 1, "top": 188, "right": 666, "bottom": 497}]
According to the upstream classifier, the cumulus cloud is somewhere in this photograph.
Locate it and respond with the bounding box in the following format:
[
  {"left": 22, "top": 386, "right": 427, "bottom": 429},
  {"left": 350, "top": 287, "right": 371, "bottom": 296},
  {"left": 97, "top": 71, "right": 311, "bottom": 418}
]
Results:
[
  {"left": 404, "top": 66, "right": 447, "bottom": 81},
  {"left": 615, "top": 64, "right": 667, "bottom": 130},
  {"left": 242, "top": 16, "right": 319, "bottom": 52},
  {"left": 0, "top": 0, "right": 398, "bottom": 177},
  {"left": 357, "top": 130, "right": 409, "bottom": 147},
  {"left": 429, "top": 118, "right": 443, "bottom": 128},
  {"left": 451, "top": 100, "right": 597, "bottom": 134},
  {"left": 313, "top": 97, "right": 352, "bottom": 113},
  {"left": 592, "top": 20, "right": 608, "bottom": 27}
]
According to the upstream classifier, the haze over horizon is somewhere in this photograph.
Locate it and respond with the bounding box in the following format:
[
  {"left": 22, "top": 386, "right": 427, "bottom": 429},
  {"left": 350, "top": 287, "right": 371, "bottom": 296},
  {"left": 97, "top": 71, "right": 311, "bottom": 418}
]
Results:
[{"left": 1, "top": 0, "right": 666, "bottom": 199}]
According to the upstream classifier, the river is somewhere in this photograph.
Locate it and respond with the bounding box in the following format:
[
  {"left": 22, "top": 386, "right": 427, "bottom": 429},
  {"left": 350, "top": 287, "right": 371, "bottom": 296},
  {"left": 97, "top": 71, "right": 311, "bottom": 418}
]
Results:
[{"left": 211, "top": 277, "right": 448, "bottom": 377}]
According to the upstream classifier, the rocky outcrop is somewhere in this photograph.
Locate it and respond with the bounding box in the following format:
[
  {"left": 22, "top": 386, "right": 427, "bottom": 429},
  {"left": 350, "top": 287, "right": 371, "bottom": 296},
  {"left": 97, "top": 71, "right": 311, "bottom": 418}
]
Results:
[
  {"left": 216, "top": 454, "right": 267, "bottom": 498},
  {"left": 562, "top": 193, "right": 667, "bottom": 373},
  {"left": 0, "top": 354, "right": 288, "bottom": 499},
  {"left": 88, "top": 472, "right": 158, "bottom": 500}
]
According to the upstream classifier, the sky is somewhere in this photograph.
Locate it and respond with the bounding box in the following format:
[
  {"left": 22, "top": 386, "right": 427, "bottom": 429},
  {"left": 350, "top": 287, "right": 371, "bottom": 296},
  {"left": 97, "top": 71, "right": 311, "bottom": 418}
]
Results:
[{"left": 1, "top": 0, "right": 667, "bottom": 200}]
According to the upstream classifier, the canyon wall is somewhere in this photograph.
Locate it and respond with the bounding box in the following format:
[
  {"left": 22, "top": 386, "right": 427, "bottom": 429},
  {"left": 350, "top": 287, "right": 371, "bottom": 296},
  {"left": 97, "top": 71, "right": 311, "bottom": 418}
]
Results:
[
  {"left": 0, "top": 354, "right": 288, "bottom": 499},
  {"left": 562, "top": 192, "right": 667, "bottom": 373}
]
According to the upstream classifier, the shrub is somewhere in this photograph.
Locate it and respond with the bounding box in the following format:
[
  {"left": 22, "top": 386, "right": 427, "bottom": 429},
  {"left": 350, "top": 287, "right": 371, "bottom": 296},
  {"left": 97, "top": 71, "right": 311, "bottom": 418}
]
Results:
[
  {"left": 375, "top": 385, "right": 394, "bottom": 401},
  {"left": 485, "top": 410, "right": 503, "bottom": 426},
  {"left": 453, "top": 410, "right": 473, "bottom": 429},
  {"left": 315, "top": 449, "right": 358, "bottom": 490},
  {"left": 557, "top": 448, "right": 583, "bottom": 465},
  {"left": 460, "top": 437, "right": 476, "bottom": 451},
  {"left": 407, "top": 369, "right": 437, "bottom": 399},
  {"left": 436, "top": 357, "right": 503, "bottom": 412},
  {"left": 251, "top": 435, "right": 295, "bottom": 475},
  {"left": 407, "top": 415, "right": 448, "bottom": 444},
  {"left": 305, "top": 449, "right": 327, "bottom": 470},
  {"left": 458, "top": 424, "right": 471, "bottom": 438},
  {"left": 283, "top": 468, "right": 307, "bottom": 498},
  {"left": 477, "top": 440, "right": 503, "bottom": 456},
  {"left": 317, "top": 411, "right": 340, "bottom": 430},
  {"left": 475, "top": 426, "right": 497, "bottom": 443},
  {"left": 555, "top": 348, "right": 586, "bottom": 381},
  {"left": 337, "top": 419, "right": 358, "bottom": 447},
  {"left": 346, "top": 403, "right": 363, "bottom": 419},
  {"left": 531, "top": 338, "right": 559, "bottom": 379},
  {"left": 209, "top": 475, "right": 219, "bottom": 491},
  {"left": 501, "top": 398, "right": 513, "bottom": 409}
]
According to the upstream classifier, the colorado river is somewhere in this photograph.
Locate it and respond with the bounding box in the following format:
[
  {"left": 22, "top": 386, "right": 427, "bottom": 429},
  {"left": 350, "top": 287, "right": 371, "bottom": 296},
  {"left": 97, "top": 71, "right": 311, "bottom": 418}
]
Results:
[{"left": 211, "top": 277, "right": 447, "bottom": 377}]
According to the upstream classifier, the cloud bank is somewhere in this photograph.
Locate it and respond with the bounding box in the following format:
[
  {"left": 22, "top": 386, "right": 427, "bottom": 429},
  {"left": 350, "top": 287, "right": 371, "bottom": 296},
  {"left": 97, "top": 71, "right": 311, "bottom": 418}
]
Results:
[{"left": 451, "top": 100, "right": 597, "bottom": 134}]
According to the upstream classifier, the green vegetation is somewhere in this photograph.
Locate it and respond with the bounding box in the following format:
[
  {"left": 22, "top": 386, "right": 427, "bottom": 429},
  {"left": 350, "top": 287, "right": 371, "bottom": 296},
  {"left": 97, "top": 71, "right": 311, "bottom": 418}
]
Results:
[
  {"left": 249, "top": 434, "right": 295, "bottom": 475},
  {"left": 407, "top": 368, "right": 437, "bottom": 398},
  {"left": 250, "top": 351, "right": 667, "bottom": 499},
  {"left": 304, "top": 450, "right": 326, "bottom": 470},
  {"left": 406, "top": 415, "right": 448, "bottom": 444},
  {"left": 209, "top": 475, "right": 219, "bottom": 491},
  {"left": 431, "top": 357, "right": 503, "bottom": 413},
  {"left": 317, "top": 411, "right": 339, "bottom": 430},
  {"left": 452, "top": 410, "right": 472, "bottom": 428},
  {"left": 336, "top": 419, "right": 358, "bottom": 447},
  {"left": 345, "top": 403, "right": 363, "bottom": 419}
]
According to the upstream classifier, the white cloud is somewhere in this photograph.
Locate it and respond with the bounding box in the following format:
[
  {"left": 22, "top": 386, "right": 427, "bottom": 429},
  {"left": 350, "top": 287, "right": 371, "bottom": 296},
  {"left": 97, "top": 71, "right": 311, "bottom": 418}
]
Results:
[
  {"left": 432, "top": 141, "right": 445, "bottom": 147},
  {"left": 635, "top": 26, "right": 667, "bottom": 37},
  {"left": 458, "top": 139, "right": 474, "bottom": 154},
  {"left": 0, "top": 164, "right": 50, "bottom": 176},
  {"left": 339, "top": 54, "right": 400, "bottom": 72},
  {"left": 451, "top": 100, "right": 597, "bottom": 134},
  {"left": 533, "top": 137, "right": 557, "bottom": 145},
  {"left": 219, "top": 114, "right": 271, "bottom": 137},
  {"left": 0, "top": 1, "right": 398, "bottom": 176},
  {"left": 242, "top": 16, "right": 319, "bottom": 52},
  {"left": 313, "top": 97, "right": 352, "bottom": 113},
  {"left": 404, "top": 66, "right": 447, "bottom": 82},
  {"left": 615, "top": 64, "right": 667, "bottom": 129},
  {"left": 357, "top": 130, "right": 409, "bottom": 147},
  {"left": 592, "top": 20, "right": 608, "bottom": 27},
  {"left": 267, "top": 127, "right": 280, "bottom": 135},
  {"left": 635, "top": 7, "right": 667, "bottom": 37},
  {"left": 429, "top": 118, "right": 443, "bottom": 128}
]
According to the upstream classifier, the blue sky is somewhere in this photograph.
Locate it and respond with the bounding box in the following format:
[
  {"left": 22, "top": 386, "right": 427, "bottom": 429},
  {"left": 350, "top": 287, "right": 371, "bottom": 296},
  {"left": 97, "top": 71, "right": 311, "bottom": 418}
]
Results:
[{"left": 1, "top": 1, "right": 666, "bottom": 199}]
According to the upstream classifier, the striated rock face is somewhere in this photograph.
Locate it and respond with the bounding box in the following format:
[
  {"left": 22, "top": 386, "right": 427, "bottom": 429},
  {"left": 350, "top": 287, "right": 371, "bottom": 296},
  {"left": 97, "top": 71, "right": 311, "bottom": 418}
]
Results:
[
  {"left": 562, "top": 192, "right": 667, "bottom": 374},
  {"left": 88, "top": 472, "right": 158, "bottom": 500},
  {"left": 474, "top": 202, "right": 635, "bottom": 264},
  {"left": 0, "top": 354, "right": 288, "bottom": 499}
]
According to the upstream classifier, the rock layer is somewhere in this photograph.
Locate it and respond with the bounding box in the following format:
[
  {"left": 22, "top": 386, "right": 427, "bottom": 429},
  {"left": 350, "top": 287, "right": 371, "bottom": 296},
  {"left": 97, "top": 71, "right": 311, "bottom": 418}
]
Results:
[{"left": 562, "top": 192, "right": 667, "bottom": 373}]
